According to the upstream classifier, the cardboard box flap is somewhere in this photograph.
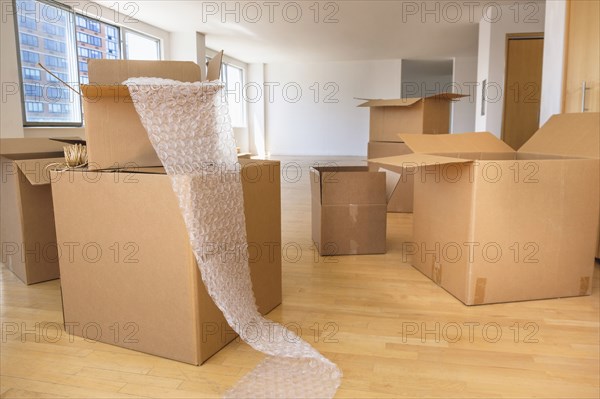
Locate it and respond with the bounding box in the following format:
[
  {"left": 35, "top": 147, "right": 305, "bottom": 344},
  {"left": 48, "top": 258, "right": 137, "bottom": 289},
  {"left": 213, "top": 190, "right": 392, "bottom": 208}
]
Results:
[
  {"left": 518, "top": 113, "right": 600, "bottom": 159},
  {"left": 381, "top": 167, "right": 402, "bottom": 202},
  {"left": 399, "top": 132, "right": 515, "bottom": 154},
  {"left": 358, "top": 93, "right": 468, "bottom": 108},
  {"left": 80, "top": 84, "right": 131, "bottom": 99},
  {"left": 50, "top": 137, "right": 86, "bottom": 145},
  {"left": 358, "top": 98, "right": 422, "bottom": 107},
  {"left": 0, "top": 138, "right": 65, "bottom": 157},
  {"left": 88, "top": 59, "right": 201, "bottom": 85},
  {"left": 16, "top": 157, "right": 64, "bottom": 185},
  {"left": 370, "top": 153, "right": 473, "bottom": 170},
  {"left": 313, "top": 167, "right": 387, "bottom": 205}
]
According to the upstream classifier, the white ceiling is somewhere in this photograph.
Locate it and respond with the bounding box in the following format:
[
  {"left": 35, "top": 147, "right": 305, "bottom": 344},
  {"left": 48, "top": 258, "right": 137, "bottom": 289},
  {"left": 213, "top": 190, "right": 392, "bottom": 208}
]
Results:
[{"left": 95, "top": 1, "right": 541, "bottom": 64}]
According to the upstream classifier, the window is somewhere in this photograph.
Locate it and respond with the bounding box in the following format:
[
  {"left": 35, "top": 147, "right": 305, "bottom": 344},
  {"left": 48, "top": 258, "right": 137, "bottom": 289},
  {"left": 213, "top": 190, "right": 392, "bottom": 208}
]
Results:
[
  {"left": 26, "top": 101, "right": 44, "bottom": 112},
  {"left": 206, "top": 55, "right": 247, "bottom": 127},
  {"left": 44, "top": 38, "right": 66, "bottom": 53},
  {"left": 21, "top": 50, "right": 39, "bottom": 64},
  {"left": 46, "top": 71, "right": 68, "bottom": 83},
  {"left": 23, "top": 67, "right": 41, "bottom": 80},
  {"left": 43, "top": 22, "right": 65, "bottom": 37},
  {"left": 48, "top": 103, "right": 70, "bottom": 113},
  {"left": 15, "top": 0, "right": 81, "bottom": 125},
  {"left": 45, "top": 55, "right": 68, "bottom": 69},
  {"left": 15, "top": 0, "right": 161, "bottom": 125},
  {"left": 19, "top": 16, "right": 37, "bottom": 30},
  {"left": 124, "top": 30, "right": 160, "bottom": 60},
  {"left": 20, "top": 32, "right": 38, "bottom": 47},
  {"left": 77, "top": 32, "right": 102, "bottom": 47},
  {"left": 24, "top": 83, "right": 43, "bottom": 97}
]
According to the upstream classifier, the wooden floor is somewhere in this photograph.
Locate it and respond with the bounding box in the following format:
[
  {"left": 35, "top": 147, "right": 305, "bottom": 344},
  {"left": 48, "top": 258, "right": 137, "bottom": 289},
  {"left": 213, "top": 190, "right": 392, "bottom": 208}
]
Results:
[{"left": 1, "top": 156, "right": 599, "bottom": 398}]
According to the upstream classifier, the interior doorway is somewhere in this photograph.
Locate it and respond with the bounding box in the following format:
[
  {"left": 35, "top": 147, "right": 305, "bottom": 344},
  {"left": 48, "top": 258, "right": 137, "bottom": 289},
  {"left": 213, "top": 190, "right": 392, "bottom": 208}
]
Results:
[{"left": 501, "top": 33, "right": 544, "bottom": 150}]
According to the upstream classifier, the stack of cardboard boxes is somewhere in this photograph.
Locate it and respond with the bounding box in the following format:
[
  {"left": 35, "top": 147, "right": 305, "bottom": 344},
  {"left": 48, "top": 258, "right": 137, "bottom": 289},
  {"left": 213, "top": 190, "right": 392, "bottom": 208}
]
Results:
[
  {"left": 360, "top": 93, "right": 466, "bottom": 212},
  {"left": 0, "top": 58, "right": 283, "bottom": 365}
]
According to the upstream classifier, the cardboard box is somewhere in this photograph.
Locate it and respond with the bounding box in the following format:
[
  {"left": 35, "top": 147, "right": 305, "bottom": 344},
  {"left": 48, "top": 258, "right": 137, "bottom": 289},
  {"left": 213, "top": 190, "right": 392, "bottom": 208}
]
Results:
[
  {"left": 81, "top": 56, "right": 223, "bottom": 170},
  {"left": 0, "top": 139, "right": 64, "bottom": 284},
  {"left": 358, "top": 93, "right": 467, "bottom": 141},
  {"left": 367, "top": 141, "right": 414, "bottom": 213},
  {"left": 372, "top": 113, "right": 600, "bottom": 305},
  {"left": 50, "top": 159, "right": 281, "bottom": 364},
  {"left": 311, "top": 166, "right": 387, "bottom": 255}
]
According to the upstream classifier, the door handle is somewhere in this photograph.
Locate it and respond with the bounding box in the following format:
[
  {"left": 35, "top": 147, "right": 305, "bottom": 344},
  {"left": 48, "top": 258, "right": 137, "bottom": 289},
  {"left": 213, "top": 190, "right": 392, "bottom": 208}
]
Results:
[{"left": 581, "top": 81, "right": 590, "bottom": 112}]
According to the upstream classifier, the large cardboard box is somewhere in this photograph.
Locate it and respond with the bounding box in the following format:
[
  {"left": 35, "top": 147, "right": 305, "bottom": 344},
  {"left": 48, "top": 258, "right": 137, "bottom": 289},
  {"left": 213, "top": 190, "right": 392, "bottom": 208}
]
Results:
[
  {"left": 311, "top": 166, "right": 387, "bottom": 255},
  {"left": 81, "top": 56, "right": 223, "bottom": 171},
  {"left": 0, "top": 139, "right": 64, "bottom": 284},
  {"left": 372, "top": 113, "right": 600, "bottom": 305},
  {"left": 50, "top": 159, "right": 282, "bottom": 364},
  {"left": 367, "top": 141, "right": 414, "bottom": 213},
  {"left": 81, "top": 60, "right": 201, "bottom": 170},
  {"left": 358, "top": 93, "right": 467, "bottom": 141}
]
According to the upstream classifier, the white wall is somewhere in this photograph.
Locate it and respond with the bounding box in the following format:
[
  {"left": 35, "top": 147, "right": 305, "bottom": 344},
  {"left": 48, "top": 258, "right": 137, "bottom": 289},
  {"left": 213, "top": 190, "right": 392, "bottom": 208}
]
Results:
[
  {"left": 475, "top": 2, "right": 546, "bottom": 137},
  {"left": 264, "top": 60, "right": 402, "bottom": 156},
  {"left": 452, "top": 56, "right": 478, "bottom": 133},
  {"left": 0, "top": 0, "right": 171, "bottom": 139},
  {"left": 401, "top": 60, "right": 453, "bottom": 98},
  {"left": 247, "top": 63, "right": 266, "bottom": 157},
  {"left": 540, "top": 0, "right": 567, "bottom": 125}
]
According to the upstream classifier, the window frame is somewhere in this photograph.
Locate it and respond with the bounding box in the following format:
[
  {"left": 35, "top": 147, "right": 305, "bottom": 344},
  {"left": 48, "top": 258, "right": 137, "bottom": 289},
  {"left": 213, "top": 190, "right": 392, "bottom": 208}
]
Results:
[
  {"left": 14, "top": 0, "right": 163, "bottom": 127},
  {"left": 14, "top": 0, "right": 82, "bottom": 127}
]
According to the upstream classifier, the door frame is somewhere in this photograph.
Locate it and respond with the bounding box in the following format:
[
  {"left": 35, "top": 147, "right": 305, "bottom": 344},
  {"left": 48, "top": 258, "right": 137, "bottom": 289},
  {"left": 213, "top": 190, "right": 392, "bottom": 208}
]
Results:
[{"left": 500, "top": 32, "right": 545, "bottom": 145}]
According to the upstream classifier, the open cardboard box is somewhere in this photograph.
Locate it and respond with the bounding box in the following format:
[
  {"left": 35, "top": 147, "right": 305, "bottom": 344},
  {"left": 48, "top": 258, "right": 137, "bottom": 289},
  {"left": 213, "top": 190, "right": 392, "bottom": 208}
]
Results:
[
  {"left": 372, "top": 113, "right": 600, "bottom": 305},
  {"left": 311, "top": 166, "right": 387, "bottom": 255},
  {"left": 50, "top": 159, "right": 281, "bottom": 364},
  {"left": 0, "top": 139, "right": 65, "bottom": 284},
  {"left": 367, "top": 141, "right": 414, "bottom": 213},
  {"left": 358, "top": 93, "right": 467, "bottom": 141},
  {"left": 81, "top": 54, "right": 223, "bottom": 170}
]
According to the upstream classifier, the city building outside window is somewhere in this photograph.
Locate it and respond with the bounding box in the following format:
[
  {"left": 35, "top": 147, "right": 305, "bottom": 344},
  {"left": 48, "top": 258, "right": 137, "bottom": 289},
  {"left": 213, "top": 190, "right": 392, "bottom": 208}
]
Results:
[{"left": 14, "top": 0, "right": 162, "bottom": 126}]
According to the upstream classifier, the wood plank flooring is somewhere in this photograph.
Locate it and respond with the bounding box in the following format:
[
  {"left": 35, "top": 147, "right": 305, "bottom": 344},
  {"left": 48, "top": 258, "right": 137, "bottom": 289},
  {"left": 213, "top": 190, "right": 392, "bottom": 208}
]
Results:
[{"left": 1, "top": 156, "right": 599, "bottom": 398}]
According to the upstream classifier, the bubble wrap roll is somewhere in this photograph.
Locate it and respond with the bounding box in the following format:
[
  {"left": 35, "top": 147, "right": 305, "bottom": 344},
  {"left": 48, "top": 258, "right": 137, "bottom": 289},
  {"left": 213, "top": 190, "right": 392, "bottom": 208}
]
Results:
[{"left": 124, "top": 78, "right": 342, "bottom": 398}]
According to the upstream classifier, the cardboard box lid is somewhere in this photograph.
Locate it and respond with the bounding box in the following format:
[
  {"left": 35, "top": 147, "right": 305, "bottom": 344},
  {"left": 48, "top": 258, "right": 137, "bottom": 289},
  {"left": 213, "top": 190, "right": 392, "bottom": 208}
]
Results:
[
  {"left": 357, "top": 93, "right": 468, "bottom": 108},
  {"left": 518, "top": 112, "right": 600, "bottom": 159},
  {"left": 16, "top": 157, "right": 64, "bottom": 185},
  {"left": 88, "top": 59, "right": 201, "bottom": 85},
  {"left": 370, "top": 153, "right": 472, "bottom": 170},
  {"left": 312, "top": 166, "right": 387, "bottom": 205},
  {"left": 399, "top": 132, "right": 515, "bottom": 154},
  {"left": 0, "top": 138, "right": 65, "bottom": 157}
]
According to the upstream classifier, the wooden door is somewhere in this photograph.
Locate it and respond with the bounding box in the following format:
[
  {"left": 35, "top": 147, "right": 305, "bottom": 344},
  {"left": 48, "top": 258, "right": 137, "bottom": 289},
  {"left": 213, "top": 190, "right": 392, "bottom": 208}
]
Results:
[
  {"left": 501, "top": 34, "right": 544, "bottom": 150},
  {"left": 563, "top": 0, "right": 600, "bottom": 113}
]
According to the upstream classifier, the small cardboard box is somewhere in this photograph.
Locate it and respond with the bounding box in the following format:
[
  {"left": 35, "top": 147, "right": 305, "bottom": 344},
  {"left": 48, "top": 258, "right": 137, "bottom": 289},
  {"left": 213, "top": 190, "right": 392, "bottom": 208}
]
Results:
[
  {"left": 358, "top": 93, "right": 467, "bottom": 141},
  {"left": 367, "top": 141, "right": 414, "bottom": 213},
  {"left": 50, "top": 159, "right": 282, "bottom": 364},
  {"left": 0, "top": 139, "right": 64, "bottom": 284},
  {"left": 372, "top": 113, "right": 600, "bottom": 305},
  {"left": 81, "top": 55, "right": 223, "bottom": 171},
  {"left": 311, "top": 166, "right": 387, "bottom": 256}
]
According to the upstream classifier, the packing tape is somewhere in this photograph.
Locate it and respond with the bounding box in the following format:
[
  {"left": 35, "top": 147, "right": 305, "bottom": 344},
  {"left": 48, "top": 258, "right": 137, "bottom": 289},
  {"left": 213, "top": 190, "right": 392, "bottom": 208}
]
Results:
[
  {"left": 433, "top": 261, "right": 442, "bottom": 285},
  {"left": 474, "top": 278, "right": 487, "bottom": 305},
  {"left": 125, "top": 78, "right": 341, "bottom": 398}
]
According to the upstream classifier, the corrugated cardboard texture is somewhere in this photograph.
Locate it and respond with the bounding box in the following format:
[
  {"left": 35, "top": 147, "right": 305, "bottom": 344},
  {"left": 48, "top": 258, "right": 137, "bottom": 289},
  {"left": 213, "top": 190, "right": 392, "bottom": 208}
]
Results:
[
  {"left": 87, "top": 59, "right": 201, "bottom": 84},
  {"left": 0, "top": 140, "right": 63, "bottom": 285},
  {"left": 359, "top": 93, "right": 468, "bottom": 141},
  {"left": 367, "top": 141, "right": 414, "bottom": 213},
  {"left": 375, "top": 114, "right": 600, "bottom": 304},
  {"left": 0, "top": 138, "right": 64, "bottom": 160},
  {"left": 400, "top": 132, "right": 515, "bottom": 154},
  {"left": 51, "top": 160, "right": 281, "bottom": 364},
  {"left": 311, "top": 167, "right": 387, "bottom": 255},
  {"left": 519, "top": 112, "right": 600, "bottom": 159},
  {"left": 83, "top": 60, "right": 202, "bottom": 170}
]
